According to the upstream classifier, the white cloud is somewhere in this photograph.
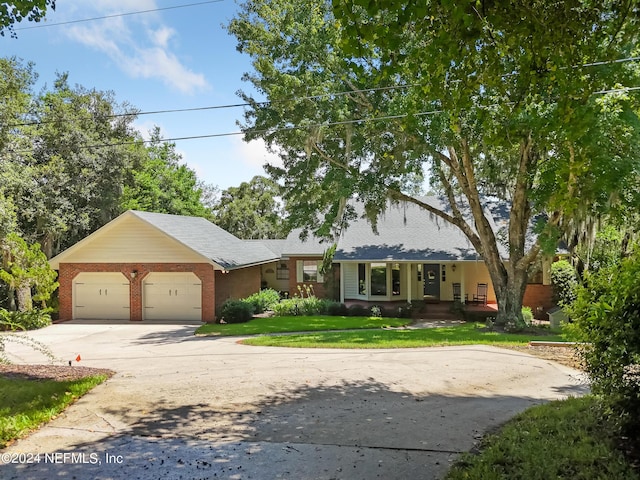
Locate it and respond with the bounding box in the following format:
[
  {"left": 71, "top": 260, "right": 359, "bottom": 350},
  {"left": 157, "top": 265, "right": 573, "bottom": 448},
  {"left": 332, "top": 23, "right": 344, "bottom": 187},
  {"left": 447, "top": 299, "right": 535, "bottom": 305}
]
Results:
[
  {"left": 150, "top": 26, "right": 174, "bottom": 48},
  {"left": 230, "top": 137, "right": 284, "bottom": 171},
  {"left": 63, "top": 2, "right": 209, "bottom": 94}
]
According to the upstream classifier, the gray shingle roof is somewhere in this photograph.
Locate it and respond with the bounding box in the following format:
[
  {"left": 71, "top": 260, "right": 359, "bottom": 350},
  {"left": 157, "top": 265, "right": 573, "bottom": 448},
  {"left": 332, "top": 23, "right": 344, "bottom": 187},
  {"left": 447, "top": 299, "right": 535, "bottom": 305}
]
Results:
[
  {"left": 131, "top": 211, "right": 279, "bottom": 269},
  {"left": 279, "top": 197, "right": 510, "bottom": 262},
  {"left": 243, "top": 239, "right": 288, "bottom": 257}
]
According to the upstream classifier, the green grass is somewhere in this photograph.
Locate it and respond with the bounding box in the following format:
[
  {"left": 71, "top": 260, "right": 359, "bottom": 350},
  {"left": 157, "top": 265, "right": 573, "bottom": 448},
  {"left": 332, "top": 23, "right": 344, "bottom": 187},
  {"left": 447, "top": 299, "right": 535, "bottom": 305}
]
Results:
[
  {"left": 0, "top": 375, "right": 109, "bottom": 448},
  {"left": 195, "top": 315, "right": 409, "bottom": 336},
  {"left": 446, "top": 396, "right": 639, "bottom": 480},
  {"left": 240, "top": 322, "right": 565, "bottom": 348}
]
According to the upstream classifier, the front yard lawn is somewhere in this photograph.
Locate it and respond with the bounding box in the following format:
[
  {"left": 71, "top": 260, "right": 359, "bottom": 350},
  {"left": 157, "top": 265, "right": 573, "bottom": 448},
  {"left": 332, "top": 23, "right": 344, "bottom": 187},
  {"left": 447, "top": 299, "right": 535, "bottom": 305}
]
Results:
[
  {"left": 195, "top": 315, "right": 409, "bottom": 336},
  {"left": 0, "top": 374, "right": 109, "bottom": 448},
  {"left": 240, "top": 322, "right": 565, "bottom": 348}
]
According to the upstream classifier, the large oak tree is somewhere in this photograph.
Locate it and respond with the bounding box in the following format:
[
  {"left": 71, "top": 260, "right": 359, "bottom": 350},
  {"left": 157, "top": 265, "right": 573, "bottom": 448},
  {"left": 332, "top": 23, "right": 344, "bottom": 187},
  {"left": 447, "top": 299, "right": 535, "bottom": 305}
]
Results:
[{"left": 229, "top": 0, "right": 640, "bottom": 326}]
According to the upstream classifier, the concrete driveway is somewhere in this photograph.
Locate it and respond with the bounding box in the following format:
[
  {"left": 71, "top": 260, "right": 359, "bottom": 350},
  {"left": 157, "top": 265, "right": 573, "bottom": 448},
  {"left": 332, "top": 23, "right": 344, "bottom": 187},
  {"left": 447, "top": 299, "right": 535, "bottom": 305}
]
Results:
[{"left": 1, "top": 322, "right": 587, "bottom": 480}]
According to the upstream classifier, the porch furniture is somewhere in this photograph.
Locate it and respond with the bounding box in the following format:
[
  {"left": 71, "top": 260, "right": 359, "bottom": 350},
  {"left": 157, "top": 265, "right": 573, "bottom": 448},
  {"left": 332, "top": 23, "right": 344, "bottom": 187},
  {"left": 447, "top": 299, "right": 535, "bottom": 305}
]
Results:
[
  {"left": 473, "top": 283, "right": 488, "bottom": 305},
  {"left": 452, "top": 283, "right": 462, "bottom": 302}
]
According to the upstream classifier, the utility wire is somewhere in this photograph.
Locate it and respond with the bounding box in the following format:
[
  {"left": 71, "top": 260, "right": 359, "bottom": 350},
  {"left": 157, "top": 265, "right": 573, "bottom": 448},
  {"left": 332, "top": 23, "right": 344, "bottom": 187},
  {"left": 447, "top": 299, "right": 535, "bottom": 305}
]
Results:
[
  {"left": 6, "top": 79, "right": 640, "bottom": 154},
  {"left": 14, "top": 0, "right": 225, "bottom": 31},
  {"left": 6, "top": 81, "right": 640, "bottom": 129},
  {"left": 6, "top": 83, "right": 424, "bottom": 127},
  {"left": 8, "top": 109, "right": 443, "bottom": 154}
]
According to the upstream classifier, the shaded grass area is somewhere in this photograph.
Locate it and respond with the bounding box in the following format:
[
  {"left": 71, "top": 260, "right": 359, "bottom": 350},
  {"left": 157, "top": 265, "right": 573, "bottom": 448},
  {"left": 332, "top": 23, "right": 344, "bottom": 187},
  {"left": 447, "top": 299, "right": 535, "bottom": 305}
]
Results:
[
  {"left": 446, "top": 396, "right": 639, "bottom": 480},
  {"left": 0, "top": 374, "right": 109, "bottom": 448},
  {"left": 195, "top": 315, "right": 408, "bottom": 336},
  {"left": 241, "top": 322, "right": 565, "bottom": 348}
]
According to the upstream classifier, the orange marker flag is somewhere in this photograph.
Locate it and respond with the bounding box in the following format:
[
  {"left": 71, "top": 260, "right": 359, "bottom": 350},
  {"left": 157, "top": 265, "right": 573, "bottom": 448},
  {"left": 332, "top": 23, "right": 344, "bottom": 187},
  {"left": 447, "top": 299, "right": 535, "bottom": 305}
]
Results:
[{"left": 76, "top": 355, "right": 81, "bottom": 362}]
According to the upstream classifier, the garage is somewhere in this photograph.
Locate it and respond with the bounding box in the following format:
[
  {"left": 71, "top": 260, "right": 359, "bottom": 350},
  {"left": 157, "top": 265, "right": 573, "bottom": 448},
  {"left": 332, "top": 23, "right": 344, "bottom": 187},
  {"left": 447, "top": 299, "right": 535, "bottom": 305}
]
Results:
[
  {"left": 73, "top": 272, "right": 130, "bottom": 320},
  {"left": 143, "top": 272, "right": 202, "bottom": 321}
]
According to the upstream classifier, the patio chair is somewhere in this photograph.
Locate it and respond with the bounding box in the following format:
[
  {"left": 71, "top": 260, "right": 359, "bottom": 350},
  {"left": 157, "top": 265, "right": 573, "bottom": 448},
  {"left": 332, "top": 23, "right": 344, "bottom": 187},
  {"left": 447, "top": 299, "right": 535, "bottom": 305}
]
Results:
[
  {"left": 473, "top": 283, "right": 488, "bottom": 305},
  {"left": 452, "top": 282, "right": 462, "bottom": 302}
]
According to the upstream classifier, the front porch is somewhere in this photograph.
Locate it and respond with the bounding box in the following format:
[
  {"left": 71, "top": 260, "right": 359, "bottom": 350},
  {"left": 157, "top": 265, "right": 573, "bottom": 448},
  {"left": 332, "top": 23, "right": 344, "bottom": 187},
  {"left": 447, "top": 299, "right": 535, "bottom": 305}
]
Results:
[
  {"left": 339, "top": 261, "right": 497, "bottom": 305},
  {"left": 344, "top": 299, "right": 498, "bottom": 321}
]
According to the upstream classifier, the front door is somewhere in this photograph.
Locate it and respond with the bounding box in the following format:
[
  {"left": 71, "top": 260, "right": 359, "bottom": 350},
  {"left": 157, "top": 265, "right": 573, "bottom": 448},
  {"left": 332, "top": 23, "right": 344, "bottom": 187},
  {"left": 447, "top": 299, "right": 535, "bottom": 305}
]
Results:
[{"left": 423, "top": 264, "right": 440, "bottom": 299}]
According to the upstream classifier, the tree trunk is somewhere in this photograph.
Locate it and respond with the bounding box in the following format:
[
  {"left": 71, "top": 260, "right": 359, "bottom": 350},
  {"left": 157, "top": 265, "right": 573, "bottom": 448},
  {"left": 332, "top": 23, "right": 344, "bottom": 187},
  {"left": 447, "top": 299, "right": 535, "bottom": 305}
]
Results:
[
  {"left": 6, "top": 285, "right": 17, "bottom": 311},
  {"left": 491, "top": 267, "right": 529, "bottom": 328},
  {"left": 16, "top": 283, "right": 32, "bottom": 312}
]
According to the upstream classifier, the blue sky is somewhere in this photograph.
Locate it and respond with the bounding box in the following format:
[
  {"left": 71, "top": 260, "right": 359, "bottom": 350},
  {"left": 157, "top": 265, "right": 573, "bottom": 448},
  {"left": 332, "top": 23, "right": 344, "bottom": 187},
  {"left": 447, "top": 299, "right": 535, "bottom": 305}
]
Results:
[{"left": 1, "top": 0, "right": 280, "bottom": 190}]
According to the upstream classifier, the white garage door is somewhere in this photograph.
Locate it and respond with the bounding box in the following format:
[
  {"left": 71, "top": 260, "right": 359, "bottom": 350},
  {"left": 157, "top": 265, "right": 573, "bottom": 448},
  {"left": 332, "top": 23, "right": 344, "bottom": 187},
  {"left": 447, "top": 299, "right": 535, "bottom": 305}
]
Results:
[
  {"left": 143, "top": 272, "right": 202, "bottom": 321},
  {"left": 74, "top": 272, "right": 130, "bottom": 320}
]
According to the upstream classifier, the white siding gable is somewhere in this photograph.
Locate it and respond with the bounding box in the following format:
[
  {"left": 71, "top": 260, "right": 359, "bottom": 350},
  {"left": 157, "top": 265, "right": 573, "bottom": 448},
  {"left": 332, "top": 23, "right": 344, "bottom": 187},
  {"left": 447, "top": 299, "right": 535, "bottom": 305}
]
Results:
[{"left": 60, "top": 215, "right": 207, "bottom": 264}]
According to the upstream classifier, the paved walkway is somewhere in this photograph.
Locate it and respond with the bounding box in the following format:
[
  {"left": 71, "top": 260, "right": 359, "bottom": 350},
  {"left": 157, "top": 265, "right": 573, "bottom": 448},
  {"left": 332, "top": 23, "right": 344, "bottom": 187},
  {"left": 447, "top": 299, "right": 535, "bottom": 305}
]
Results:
[{"left": 1, "top": 323, "right": 587, "bottom": 480}]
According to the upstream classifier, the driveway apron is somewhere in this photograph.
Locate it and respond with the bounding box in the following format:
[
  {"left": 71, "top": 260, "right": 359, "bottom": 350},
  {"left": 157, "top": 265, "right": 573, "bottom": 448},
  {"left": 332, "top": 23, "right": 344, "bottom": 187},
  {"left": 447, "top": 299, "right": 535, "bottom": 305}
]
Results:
[{"left": 1, "top": 322, "right": 588, "bottom": 479}]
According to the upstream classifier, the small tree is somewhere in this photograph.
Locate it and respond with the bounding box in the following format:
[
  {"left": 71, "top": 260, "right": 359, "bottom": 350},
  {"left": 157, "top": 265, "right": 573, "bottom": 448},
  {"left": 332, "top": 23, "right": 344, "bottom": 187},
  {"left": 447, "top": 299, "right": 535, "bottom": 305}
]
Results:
[
  {"left": 550, "top": 260, "right": 578, "bottom": 307},
  {"left": 0, "top": 233, "right": 58, "bottom": 311}
]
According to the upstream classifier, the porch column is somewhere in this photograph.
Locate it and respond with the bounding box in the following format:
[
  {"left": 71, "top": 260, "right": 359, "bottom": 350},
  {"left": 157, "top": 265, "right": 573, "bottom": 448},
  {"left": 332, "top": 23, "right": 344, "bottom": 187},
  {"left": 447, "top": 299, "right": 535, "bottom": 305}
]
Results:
[
  {"left": 460, "top": 262, "right": 466, "bottom": 302},
  {"left": 406, "top": 264, "right": 412, "bottom": 303},
  {"left": 339, "top": 262, "right": 345, "bottom": 303}
]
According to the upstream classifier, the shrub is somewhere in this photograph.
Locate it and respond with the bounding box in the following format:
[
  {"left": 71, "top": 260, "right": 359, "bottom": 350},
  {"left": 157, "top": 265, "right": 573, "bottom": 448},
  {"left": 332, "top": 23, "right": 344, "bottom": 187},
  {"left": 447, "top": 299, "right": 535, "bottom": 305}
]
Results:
[
  {"left": 327, "top": 302, "right": 348, "bottom": 316},
  {"left": 370, "top": 305, "right": 382, "bottom": 318},
  {"left": 245, "top": 288, "right": 280, "bottom": 314},
  {"left": 569, "top": 253, "right": 640, "bottom": 450},
  {"left": 521, "top": 306, "right": 534, "bottom": 326},
  {"left": 551, "top": 260, "right": 578, "bottom": 306},
  {"left": 271, "top": 296, "right": 331, "bottom": 316},
  {"left": 271, "top": 299, "right": 299, "bottom": 316},
  {"left": 219, "top": 300, "right": 254, "bottom": 324},
  {"left": 347, "top": 304, "right": 368, "bottom": 317},
  {"left": 0, "top": 308, "right": 52, "bottom": 331}
]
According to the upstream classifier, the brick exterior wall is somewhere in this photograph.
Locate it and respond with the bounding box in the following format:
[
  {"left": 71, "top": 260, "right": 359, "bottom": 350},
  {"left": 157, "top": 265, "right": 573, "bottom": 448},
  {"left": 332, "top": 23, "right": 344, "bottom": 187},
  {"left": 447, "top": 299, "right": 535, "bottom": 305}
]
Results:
[
  {"left": 523, "top": 284, "right": 554, "bottom": 318},
  {"left": 287, "top": 256, "right": 329, "bottom": 298},
  {"left": 58, "top": 263, "right": 216, "bottom": 323},
  {"left": 214, "top": 266, "right": 262, "bottom": 313}
]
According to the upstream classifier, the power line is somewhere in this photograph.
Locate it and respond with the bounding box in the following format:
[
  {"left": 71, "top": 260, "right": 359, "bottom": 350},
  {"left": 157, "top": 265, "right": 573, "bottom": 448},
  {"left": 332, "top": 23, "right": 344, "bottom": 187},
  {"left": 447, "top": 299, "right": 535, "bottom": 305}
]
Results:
[
  {"left": 6, "top": 54, "right": 640, "bottom": 128},
  {"left": 6, "top": 83, "right": 423, "bottom": 128},
  {"left": 8, "top": 109, "right": 442, "bottom": 154},
  {"left": 14, "top": 0, "right": 225, "bottom": 31},
  {"left": 5, "top": 78, "right": 640, "bottom": 155}
]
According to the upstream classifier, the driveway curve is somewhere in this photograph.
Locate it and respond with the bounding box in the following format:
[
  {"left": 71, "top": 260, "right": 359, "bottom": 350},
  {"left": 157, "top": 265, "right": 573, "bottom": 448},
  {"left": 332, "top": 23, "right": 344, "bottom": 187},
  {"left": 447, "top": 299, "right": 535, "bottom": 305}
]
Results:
[{"left": 1, "top": 322, "right": 587, "bottom": 480}]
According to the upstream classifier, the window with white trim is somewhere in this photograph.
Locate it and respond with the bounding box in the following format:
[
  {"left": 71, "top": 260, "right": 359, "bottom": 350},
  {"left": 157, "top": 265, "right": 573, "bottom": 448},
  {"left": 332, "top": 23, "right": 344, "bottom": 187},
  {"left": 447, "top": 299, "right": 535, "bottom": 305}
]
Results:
[{"left": 296, "top": 260, "right": 324, "bottom": 283}]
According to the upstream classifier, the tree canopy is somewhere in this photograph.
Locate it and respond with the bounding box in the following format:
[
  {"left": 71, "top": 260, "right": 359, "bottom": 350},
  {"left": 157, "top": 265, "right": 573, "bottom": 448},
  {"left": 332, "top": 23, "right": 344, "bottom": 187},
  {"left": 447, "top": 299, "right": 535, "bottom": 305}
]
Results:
[
  {"left": 229, "top": 0, "right": 640, "bottom": 325},
  {"left": 0, "top": 58, "right": 216, "bottom": 311},
  {"left": 213, "top": 175, "right": 288, "bottom": 239},
  {"left": 0, "top": 1, "right": 55, "bottom": 37},
  {"left": 121, "top": 126, "right": 214, "bottom": 219}
]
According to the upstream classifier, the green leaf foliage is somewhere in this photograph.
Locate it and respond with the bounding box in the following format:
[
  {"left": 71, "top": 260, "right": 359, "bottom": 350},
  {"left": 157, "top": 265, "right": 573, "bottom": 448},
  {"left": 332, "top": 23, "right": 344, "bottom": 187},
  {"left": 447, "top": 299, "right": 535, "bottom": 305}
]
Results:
[
  {"left": 213, "top": 175, "right": 287, "bottom": 239},
  {"left": 229, "top": 1, "right": 640, "bottom": 326},
  {"left": 0, "top": 1, "right": 54, "bottom": 38},
  {"left": 550, "top": 260, "right": 579, "bottom": 307},
  {"left": 219, "top": 299, "right": 255, "bottom": 324},
  {"left": 121, "top": 126, "right": 213, "bottom": 219},
  {"left": 0, "top": 233, "right": 58, "bottom": 311},
  {"left": 569, "top": 251, "right": 640, "bottom": 450}
]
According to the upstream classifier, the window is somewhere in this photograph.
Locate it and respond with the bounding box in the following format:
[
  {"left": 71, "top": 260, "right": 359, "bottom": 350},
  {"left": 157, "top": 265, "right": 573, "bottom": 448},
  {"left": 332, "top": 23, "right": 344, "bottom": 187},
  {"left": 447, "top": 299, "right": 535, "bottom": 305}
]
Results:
[
  {"left": 302, "top": 261, "right": 322, "bottom": 282},
  {"left": 392, "top": 263, "right": 401, "bottom": 296},
  {"left": 276, "top": 262, "right": 289, "bottom": 280},
  {"left": 358, "top": 263, "right": 366, "bottom": 295},
  {"left": 370, "top": 263, "right": 387, "bottom": 296}
]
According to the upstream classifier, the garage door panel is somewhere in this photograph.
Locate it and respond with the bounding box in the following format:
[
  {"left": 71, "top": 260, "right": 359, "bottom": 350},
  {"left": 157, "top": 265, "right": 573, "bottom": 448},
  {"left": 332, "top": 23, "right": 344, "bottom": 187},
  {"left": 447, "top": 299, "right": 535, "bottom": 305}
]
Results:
[
  {"left": 143, "top": 273, "right": 201, "bottom": 321},
  {"left": 74, "top": 273, "right": 130, "bottom": 320}
]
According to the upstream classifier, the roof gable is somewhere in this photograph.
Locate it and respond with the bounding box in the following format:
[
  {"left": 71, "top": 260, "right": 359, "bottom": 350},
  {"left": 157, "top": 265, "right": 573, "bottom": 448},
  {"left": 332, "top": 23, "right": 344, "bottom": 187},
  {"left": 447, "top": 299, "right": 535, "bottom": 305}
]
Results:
[{"left": 50, "top": 211, "right": 278, "bottom": 270}]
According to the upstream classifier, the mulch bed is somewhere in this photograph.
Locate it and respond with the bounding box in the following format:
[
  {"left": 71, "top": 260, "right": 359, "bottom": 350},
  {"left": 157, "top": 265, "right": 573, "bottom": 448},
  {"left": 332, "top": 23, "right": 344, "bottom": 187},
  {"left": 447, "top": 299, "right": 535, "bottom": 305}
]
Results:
[
  {"left": 503, "top": 345, "right": 585, "bottom": 371},
  {"left": 0, "top": 364, "right": 115, "bottom": 382}
]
